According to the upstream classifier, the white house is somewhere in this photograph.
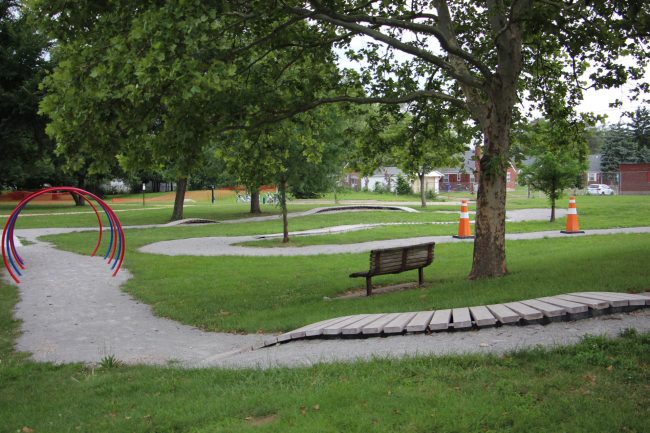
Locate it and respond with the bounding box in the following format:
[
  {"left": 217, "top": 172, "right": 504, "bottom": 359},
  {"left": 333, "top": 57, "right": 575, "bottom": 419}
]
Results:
[
  {"left": 363, "top": 167, "right": 405, "bottom": 191},
  {"left": 411, "top": 170, "right": 443, "bottom": 194}
]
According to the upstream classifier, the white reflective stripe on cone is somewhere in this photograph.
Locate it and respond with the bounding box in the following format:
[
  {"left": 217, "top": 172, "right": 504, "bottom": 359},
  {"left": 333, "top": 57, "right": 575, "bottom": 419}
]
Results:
[
  {"left": 460, "top": 212, "right": 470, "bottom": 218},
  {"left": 567, "top": 208, "right": 577, "bottom": 215}
]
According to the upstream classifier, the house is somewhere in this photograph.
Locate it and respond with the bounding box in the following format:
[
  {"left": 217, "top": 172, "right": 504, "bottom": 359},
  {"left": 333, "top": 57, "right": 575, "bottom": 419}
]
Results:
[
  {"left": 411, "top": 171, "right": 443, "bottom": 194},
  {"left": 439, "top": 149, "right": 518, "bottom": 192},
  {"left": 587, "top": 154, "right": 603, "bottom": 184},
  {"left": 342, "top": 172, "right": 362, "bottom": 191},
  {"left": 619, "top": 163, "right": 650, "bottom": 195},
  {"left": 363, "top": 167, "right": 404, "bottom": 192}
]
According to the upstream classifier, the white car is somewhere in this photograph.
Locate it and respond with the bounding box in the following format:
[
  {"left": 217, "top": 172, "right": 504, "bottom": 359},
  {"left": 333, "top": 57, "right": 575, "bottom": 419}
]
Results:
[{"left": 586, "top": 184, "right": 614, "bottom": 195}]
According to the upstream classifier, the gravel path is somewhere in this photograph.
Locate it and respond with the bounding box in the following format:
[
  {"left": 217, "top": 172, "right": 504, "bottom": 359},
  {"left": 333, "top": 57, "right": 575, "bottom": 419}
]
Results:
[
  {"left": 6, "top": 213, "right": 650, "bottom": 369},
  {"left": 140, "top": 226, "right": 650, "bottom": 257}
]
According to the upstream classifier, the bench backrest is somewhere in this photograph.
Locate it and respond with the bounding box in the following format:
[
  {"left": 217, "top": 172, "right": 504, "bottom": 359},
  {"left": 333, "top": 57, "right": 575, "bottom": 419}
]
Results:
[{"left": 367, "top": 242, "right": 435, "bottom": 276}]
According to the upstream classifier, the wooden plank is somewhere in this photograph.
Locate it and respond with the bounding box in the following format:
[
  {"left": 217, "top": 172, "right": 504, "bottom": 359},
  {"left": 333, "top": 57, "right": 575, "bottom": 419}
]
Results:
[
  {"left": 428, "top": 309, "right": 452, "bottom": 331},
  {"left": 569, "top": 292, "right": 628, "bottom": 307},
  {"left": 577, "top": 292, "right": 648, "bottom": 307},
  {"left": 406, "top": 310, "right": 435, "bottom": 332},
  {"left": 607, "top": 292, "right": 650, "bottom": 305},
  {"left": 537, "top": 296, "right": 588, "bottom": 314},
  {"left": 263, "top": 336, "right": 278, "bottom": 346},
  {"left": 322, "top": 315, "right": 371, "bottom": 336},
  {"left": 469, "top": 305, "right": 497, "bottom": 327},
  {"left": 341, "top": 314, "right": 387, "bottom": 335},
  {"left": 504, "top": 302, "right": 544, "bottom": 320},
  {"left": 486, "top": 304, "right": 520, "bottom": 324},
  {"left": 452, "top": 307, "right": 472, "bottom": 329},
  {"left": 384, "top": 312, "right": 418, "bottom": 334},
  {"left": 283, "top": 317, "right": 340, "bottom": 340},
  {"left": 520, "top": 299, "right": 566, "bottom": 318},
  {"left": 555, "top": 294, "right": 609, "bottom": 310},
  {"left": 361, "top": 313, "right": 403, "bottom": 334},
  {"left": 305, "top": 315, "right": 356, "bottom": 337}
]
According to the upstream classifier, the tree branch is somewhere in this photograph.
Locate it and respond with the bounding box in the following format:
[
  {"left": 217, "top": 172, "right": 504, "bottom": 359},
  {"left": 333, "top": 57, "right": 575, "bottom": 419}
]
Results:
[
  {"left": 219, "top": 89, "right": 466, "bottom": 133},
  {"left": 303, "top": 5, "right": 492, "bottom": 79},
  {"left": 288, "top": 5, "right": 484, "bottom": 88}
]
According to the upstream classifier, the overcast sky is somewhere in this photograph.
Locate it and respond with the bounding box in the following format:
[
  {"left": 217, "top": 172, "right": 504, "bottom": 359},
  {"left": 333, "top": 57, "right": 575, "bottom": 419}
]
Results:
[{"left": 336, "top": 37, "right": 648, "bottom": 126}]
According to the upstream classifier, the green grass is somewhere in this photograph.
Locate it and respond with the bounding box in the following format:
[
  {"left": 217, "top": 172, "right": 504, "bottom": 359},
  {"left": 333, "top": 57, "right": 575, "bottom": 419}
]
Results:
[
  {"left": 1, "top": 280, "right": 650, "bottom": 433},
  {"left": 3, "top": 191, "right": 650, "bottom": 432},
  {"left": 46, "top": 228, "right": 650, "bottom": 333}
]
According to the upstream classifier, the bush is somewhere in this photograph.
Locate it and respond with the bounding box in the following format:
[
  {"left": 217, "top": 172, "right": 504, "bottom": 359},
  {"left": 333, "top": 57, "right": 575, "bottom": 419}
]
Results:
[
  {"left": 426, "top": 189, "right": 438, "bottom": 200},
  {"left": 396, "top": 175, "right": 412, "bottom": 195},
  {"left": 374, "top": 181, "right": 386, "bottom": 194}
]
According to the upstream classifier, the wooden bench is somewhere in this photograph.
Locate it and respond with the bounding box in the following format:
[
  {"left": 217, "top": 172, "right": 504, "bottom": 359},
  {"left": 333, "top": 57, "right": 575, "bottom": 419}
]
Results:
[{"left": 350, "top": 242, "right": 435, "bottom": 296}]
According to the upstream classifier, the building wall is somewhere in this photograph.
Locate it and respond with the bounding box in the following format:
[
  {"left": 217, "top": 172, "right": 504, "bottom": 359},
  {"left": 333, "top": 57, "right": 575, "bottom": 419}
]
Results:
[
  {"left": 620, "top": 163, "right": 650, "bottom": 194},
  {"left": 412, "top": 176, "right": 440, "bottom": 194},
  {"left": 506, "top": 167, "right": 518, "bottom": 190}
]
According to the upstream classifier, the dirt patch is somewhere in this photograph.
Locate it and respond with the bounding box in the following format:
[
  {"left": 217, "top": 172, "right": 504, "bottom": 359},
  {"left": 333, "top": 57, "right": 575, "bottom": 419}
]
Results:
[
  {"left": 334, "top": 282, "right": 424, "bottom": 299},
  {"left": 245, "top": 414, "right": 278, "bottom": 426}
]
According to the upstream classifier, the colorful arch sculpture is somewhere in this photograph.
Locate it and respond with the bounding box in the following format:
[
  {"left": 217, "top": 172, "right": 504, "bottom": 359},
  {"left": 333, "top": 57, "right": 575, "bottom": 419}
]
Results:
[{"left": 2, "top": 187, "right": 125, "bottom": 284}]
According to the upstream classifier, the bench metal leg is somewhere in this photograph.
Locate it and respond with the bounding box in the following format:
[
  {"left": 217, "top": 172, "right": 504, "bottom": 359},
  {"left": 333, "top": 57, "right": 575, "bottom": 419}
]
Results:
[
  {"left": 366, "top": 276, "right": 373, "bottom": 296},
  {"left": 418, "top": 268, "right": 424, "bottom": 286}
]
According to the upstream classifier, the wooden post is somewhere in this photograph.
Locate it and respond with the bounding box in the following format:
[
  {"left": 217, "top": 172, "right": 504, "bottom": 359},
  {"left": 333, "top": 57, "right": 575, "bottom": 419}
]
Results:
[
  {"left": 366, "top": 276, "right": 373, "bottom": 296},
  {"left": 418, "top": 268, "right": 424, "bottom": 286}
]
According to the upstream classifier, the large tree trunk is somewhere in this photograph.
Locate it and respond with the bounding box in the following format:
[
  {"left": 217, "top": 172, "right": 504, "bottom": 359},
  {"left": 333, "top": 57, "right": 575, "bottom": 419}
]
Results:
[
  {"left": 469, "top": 94, "right": 516, "bottom": 279},
  {"left": 170, "top": 177, "right": 187, "bottom": 221},
  {"left": 465, "top": 9, "right": 523, "bottom": 279},
  {"left": 249, "top": 187, "right": 261, "bottom": 214},
  {"left": 419, "top": 173, "right": 427, "bottom": 208}
]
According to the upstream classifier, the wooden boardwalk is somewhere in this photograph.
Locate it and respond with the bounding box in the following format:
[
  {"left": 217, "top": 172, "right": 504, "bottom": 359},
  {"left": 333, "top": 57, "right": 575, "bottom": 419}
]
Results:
[{"left": 263, "top": 292, "right": 650, "bottom": 347}]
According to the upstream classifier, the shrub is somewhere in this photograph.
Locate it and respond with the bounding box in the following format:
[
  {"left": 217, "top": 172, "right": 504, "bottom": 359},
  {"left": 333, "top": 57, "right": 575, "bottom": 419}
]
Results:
[{"left": 396, "top": 175, "right": 412, "bottom": 195}]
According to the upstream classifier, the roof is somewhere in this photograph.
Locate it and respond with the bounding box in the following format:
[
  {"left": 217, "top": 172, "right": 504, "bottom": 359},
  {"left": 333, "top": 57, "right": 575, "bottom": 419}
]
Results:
[
  {"left": 588, "top": 154, "right": 601, "bottom": 172},
  {"left": 371, "top": 167, "right": 404, "bottom": 177}
]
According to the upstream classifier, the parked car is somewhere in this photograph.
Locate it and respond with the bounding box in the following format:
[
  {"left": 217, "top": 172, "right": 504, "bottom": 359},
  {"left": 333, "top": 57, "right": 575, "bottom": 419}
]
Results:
[{"left": 586, "top": 184, "right": 615, "bottom": 195}]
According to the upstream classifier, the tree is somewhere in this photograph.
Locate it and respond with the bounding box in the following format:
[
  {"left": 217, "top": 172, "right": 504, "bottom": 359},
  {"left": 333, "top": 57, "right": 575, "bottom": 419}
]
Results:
[
  {"left": 33, "top": 0, "right": 343, "bottom": 219},
  {"left": 515, "top": 118, "right": 588, "bottom": 221},
  {"left": 600, "top": 123, "right": 649, "bottom": 173},
  {"left": 0, "top": 1, "right": 58, "bottom": 189},
  {"left": 237, "top": 0, "right": 648, "bottom": 278},
  {"left": 629, "top": 107, "right": 650, "bottom": 150},
  {"left": 519, "top": 152, "right": 584, "bottom": 222},
  {"left": 394, "top": 101, "right": 473, "bottom": 207}
]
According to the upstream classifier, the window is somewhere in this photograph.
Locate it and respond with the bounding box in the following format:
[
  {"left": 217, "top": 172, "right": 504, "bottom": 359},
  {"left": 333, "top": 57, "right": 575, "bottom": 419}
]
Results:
[
  {"left": 588, "top": 172, "right": 597, "bottom": 182},
  {"left": 506, "top": 172, "right": 511, "bottom": 183}
]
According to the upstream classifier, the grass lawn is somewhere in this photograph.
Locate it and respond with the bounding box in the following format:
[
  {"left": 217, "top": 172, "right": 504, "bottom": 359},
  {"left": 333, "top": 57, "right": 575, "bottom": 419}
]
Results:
[
  {"left": 32, "top": 193, "right": 650, "bottom": 333},
  {"left": 1, "top": 280, "right": 649, "bottom": 433},
  {"left": 2, "top": 190, "right": 650, "bottom": 432}
]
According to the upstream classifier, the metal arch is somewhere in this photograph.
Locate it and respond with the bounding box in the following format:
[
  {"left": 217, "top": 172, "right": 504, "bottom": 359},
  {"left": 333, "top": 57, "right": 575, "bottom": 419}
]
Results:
[{"left": 1, "top": 187, "right": 125, "bottom": 284}]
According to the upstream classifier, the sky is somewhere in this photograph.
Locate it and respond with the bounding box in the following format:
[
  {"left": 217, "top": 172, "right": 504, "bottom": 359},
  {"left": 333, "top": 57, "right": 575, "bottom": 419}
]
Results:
[{"left": 336, "top": 36, "right": 649, "bottom": 126}]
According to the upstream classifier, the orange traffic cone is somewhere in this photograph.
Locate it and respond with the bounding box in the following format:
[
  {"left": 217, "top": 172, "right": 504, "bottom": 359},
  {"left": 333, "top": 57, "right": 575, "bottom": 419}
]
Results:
[
  {"left": 453, "top": 199, "right": 474, "bottom": 239},
  {"left": 561, "top": 196, "right": 584, "bottom": 234}
]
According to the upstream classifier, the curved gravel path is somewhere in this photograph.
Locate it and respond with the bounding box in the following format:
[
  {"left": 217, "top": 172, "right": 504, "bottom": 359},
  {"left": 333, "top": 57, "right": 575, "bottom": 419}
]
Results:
[
  {"left": 5, "top": 212, "right": 650, "bottom": 369},
  {"left": 140, "top": 226, "right": 650, "bottom": 257}
]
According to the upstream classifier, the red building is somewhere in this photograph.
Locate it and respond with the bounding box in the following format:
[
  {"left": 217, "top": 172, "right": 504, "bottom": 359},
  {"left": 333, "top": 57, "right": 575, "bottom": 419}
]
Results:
[
  {"left": 438, "top": 149, "right": 518, "bottom": 192},
  {"left": 619, "top": 163, "right": 650, "bottom": 195}
]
